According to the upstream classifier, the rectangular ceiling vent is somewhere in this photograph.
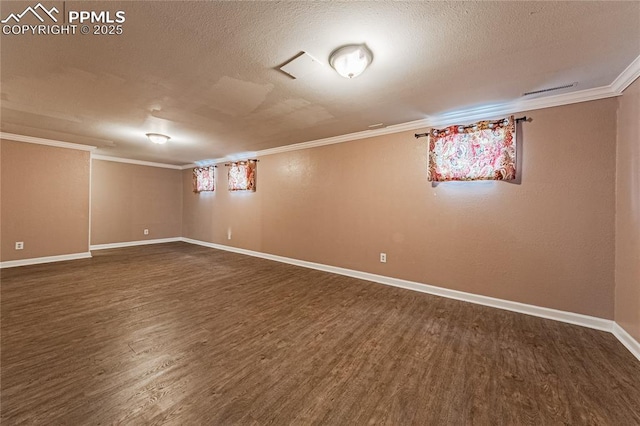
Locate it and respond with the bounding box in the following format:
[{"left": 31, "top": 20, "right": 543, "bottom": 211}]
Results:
[
  {"left": 279, "top": 52, "right": 323, "bottom": 79},
  {"left": 523, "top": 82, "right": 577, "bottom": 97}
]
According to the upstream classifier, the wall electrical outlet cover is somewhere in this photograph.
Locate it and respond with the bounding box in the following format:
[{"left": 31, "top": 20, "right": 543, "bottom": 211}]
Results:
[
  {"left": 144, "top": 229, "right": 149, "bottom": 235},
  {"left": 380, "top": 253, "right": 387, "bottom": 263},
  {"left": 15, "top": 242, "right": 24, "bottom": 250}
]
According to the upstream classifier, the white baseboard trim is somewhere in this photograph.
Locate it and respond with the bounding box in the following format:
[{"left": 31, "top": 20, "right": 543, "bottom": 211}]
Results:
[
  {"left": 612, "top": 323, "right": 640, "bottom": 362},
  {"left": 2, "top": 239, "right": 636, "bottom": 361},
  {"left": 90, "top": 237, "right": 182, "bottom": 251},
  {"left": 180, "top": 238, "right": 614, "bottom": 333},
  {"left": 0, "top": 252, "right": 92, "bottom": 269}
]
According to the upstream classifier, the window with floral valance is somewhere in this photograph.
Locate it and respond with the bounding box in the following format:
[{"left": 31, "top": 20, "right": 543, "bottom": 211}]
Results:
[
  {"left": 427, "top": 116, "right": 517, "bottom": 182},
  {"left": 193, "top": 166, "right": 215, "bottom": 193},
  {"left": 228, "top": 160, "right": 257, "bottom": 192}
]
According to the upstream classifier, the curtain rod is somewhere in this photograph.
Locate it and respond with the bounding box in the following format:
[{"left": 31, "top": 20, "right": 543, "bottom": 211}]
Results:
[
  {"left": 414, "top": 116, "right": 528, "bottom": 139},
  {"left": 224, "top": 159, "right": 259, "bottom": 166}
]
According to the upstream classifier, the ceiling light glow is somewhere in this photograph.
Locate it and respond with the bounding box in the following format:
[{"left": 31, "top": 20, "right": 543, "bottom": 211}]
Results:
[
  {"left": 329, "top": 44, "right": 373, "bottom": 79},
  {"left": 146, "top": 133, "right": 170, "bottom": 144}
]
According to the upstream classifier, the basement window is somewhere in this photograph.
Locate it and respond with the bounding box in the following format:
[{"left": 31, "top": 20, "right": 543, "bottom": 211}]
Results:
[
  {"left": 193, "top": 166, "right": 215, "bottom": 192},
  {"left": 228, "top": 160, "right": 257, "bottom": 192},
  {"left": 428, "top": 116, "right": 516, "bottom": 182}
]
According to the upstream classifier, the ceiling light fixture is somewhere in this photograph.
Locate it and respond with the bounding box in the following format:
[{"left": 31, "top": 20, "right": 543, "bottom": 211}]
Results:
[
  {"left": 146, "top": 133, "right": 170, "bottom": 144},
  {"left": 329, "top": 44, "right": 373, "bottom": 79}
]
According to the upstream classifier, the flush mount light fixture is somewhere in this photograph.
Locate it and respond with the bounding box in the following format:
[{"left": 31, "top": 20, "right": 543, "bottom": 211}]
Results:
[
  {"left": 329, "top": 44, "right": 373, "bottom": 79},
  {"left": 146, "top": 133, "right": 170, "bottom": 144}
]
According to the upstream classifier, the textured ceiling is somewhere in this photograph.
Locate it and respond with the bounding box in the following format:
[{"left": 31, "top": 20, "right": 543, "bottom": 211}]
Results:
[{"left": 1, "top": 1, "right": 639, "bottom": 165}]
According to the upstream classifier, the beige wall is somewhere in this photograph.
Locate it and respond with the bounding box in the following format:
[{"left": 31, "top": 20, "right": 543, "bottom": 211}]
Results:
[
  {"left": 183, "top": 167, "right": 263, "bottom": 251},
  {"left": 615, "top": 78, "right": 640, "bottom": 341},
  {"left": 0, "top": 139, "right": 90, "bottom": 261},
  {"left": 91, "top": 160, "right": 182, "bottom": 245},
  {"left": 183, "top": 99, "right": 617, "bottom": 319},
  {"left": 0, "top": 95, "right": 629, "bottom": 326}
]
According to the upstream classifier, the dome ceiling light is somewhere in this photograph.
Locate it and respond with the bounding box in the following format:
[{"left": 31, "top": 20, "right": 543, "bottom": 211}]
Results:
[
  {"left": 146, "top": 133, "right": 170, "bottom": 144},
  {"left": 329, "top": 44, "right": 373, "bottom": 79}
]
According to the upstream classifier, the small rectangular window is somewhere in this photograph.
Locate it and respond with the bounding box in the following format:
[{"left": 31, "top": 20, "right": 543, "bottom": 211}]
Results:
[
  {"left": 428, "top": 116, "right": 516, "bottom": 181},
  {"left": 193, "top": 166, "right": 215, "bottom": 192},
  {"left": 228, "top": 160, "right": 257, "bottom": 192}
]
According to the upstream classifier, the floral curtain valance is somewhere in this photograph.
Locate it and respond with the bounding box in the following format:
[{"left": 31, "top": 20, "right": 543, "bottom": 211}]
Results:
[
  {"left": 428, "top": 116, "right": 516, "bottom": 182},
  {"left": 228, "top": 160, "right": 256, "bottom": 192},
  {"left": 193, "top": 166, "right": 215, "bottom": 193}
]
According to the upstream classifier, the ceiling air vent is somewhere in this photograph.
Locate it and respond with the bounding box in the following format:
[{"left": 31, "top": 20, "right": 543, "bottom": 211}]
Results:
[
  {"left": 279, "top": 52, "right": 323, "bottom": 79},
  {"left": 523, "top": 82, "right": 577, "bottom": 96}
]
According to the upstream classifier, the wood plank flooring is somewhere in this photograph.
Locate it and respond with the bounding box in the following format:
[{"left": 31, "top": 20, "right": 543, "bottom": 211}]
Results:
[{"left": 1, "top": 242, "right": 639, "bottom": 425}]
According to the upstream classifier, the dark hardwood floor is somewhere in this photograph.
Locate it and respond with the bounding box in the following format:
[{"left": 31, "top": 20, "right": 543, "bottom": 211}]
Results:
[{"left": 1, "top": 242, "right": 639, "bottom": 425}]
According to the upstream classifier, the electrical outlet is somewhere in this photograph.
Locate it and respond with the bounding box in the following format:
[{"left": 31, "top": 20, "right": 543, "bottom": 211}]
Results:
[
  {"left": 380, "top": 252, "right": 387, "bottom": 263},
  {"left": 15, "top": 242, "right": 24, "bottom": 250},
  {"left": 143, "top": 229, "right": 149, "bottom": 235}
]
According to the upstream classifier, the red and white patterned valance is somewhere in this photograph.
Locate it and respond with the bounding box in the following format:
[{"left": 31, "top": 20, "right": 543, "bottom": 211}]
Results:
[
  {"left": 193, "top": 166, "right": 215, "bottom": 193},
  {"left": 228, "top": 160, "right": 256, "bottom": 192},
  {"left": 428, "top": 116, "right": 516, "bottom": 182}
]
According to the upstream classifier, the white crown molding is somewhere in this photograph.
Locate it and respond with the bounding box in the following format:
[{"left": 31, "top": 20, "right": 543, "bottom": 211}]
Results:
[
  {"left": 255, "top": 118, "right": 432, "bottom": 158},
  {"left": 181, "top": 158, "right": 242, "bottom": 170},
  {"left": 181, "top": 153, "right": 266, "bottom": 169},
  {"left": 181, "top": 237, "right": 614, "bottom": 333},
  {"left": 5, "top": 55, "right": 637, "bottom": 169},
  {"left": 428, "top": 85, "right": 619, "bottom": 128},
  {"left": 0, "top": 132, "right": 96, "bottom": 151},
  {"left": 611, "top": 54, "right": 640, "bottom": 94},
  {"left": 176, "top": 117, "right": 438, "bottom": 167},
  {"left": 612, "top": 322, "right": 640, "bottom": 362},
  {"left": 90, "top": 237, "right": 182, "bottom": 250},
  {"left": 0, "top": 252, "right": 92, "bottom": 269},
  {"left": 179, "top": 76, "right": 627, "bottom": 167},
  {"left": 186, "top": 152, "right": 269, "bottom": 168},
  {"left": 92, "top": 154, "right": 182, "bottom": 170}
]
